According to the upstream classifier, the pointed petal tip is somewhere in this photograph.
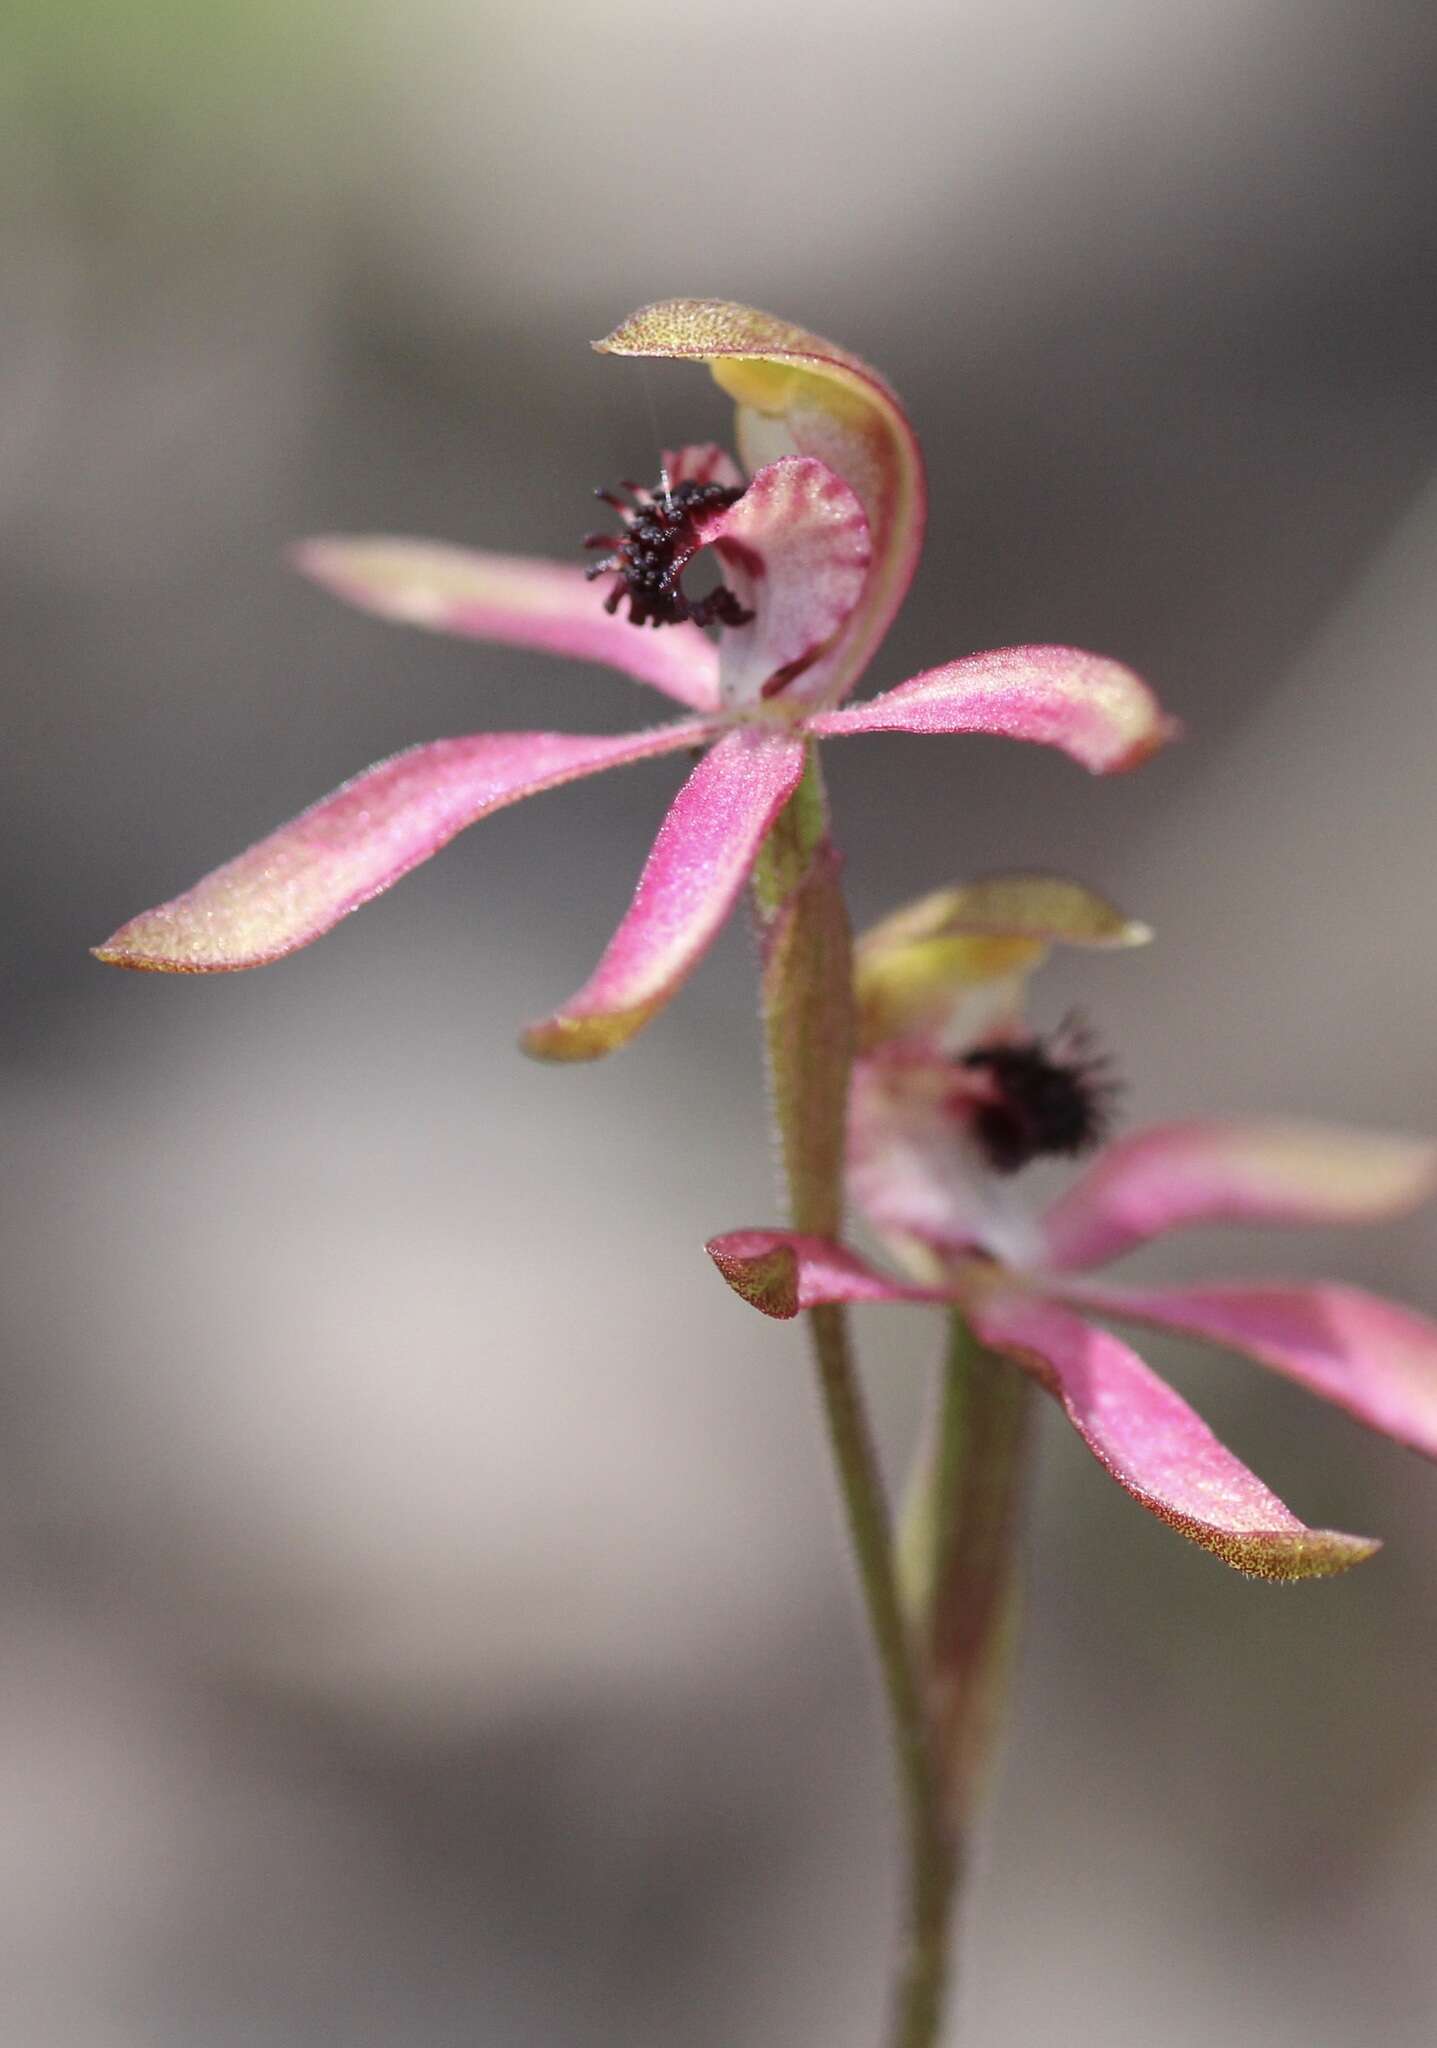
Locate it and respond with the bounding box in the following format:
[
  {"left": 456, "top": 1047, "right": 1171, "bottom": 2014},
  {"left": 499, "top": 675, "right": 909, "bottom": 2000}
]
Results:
[
  {"left": 518, "top": 1008, "right": 650, "bottom": 1063},
  {"left": 593, "top": 303, "right": 691, "bottom": 357},
  {"left": 706, "top": 1233, "right": 802, "bottom": 1319},
  {"left": 288, "top": 535, "right": 328, "bottom": 572},
  {"left": 289, "top": 533, "right": 389, "bottom": 603},
  {"left": 92, "top": 938, "right": 183, "bottom": 974},
  {"left": 289, "top": 535, "right": 364, "bottom": 597},
  {"left": 590, "top": 301, "right": 900, "bottom": 421},
  {"left": 811, "top": 647, "right": 1178, "bottom": 775},
  {"left": 970, "top": 1291, "right": 1384, "bottom": 1583},
  {"left": 1183, "top": 1524, "right": 1380, "bottom": 1583},
  {"left": 519, "top": 729, "right": 805, "bottom": 1067},
  {"left": 859, "top": 872, "right": 1156, "bottom": 958},
  {"left": 1110, "top": 709, "right": 1185, "bottom": 774},
  {"left": 90, "top": 725, "right": 714, "bottom": 978},
  {"left": 91, "top": 925, "right": 286, "bottom": 974},
  {"left": 1087, "top": 706, "right": 1184, "bottom": 775},
  {"left": 592, "top": 300, "right": 847, "bottom": 365},
  {"left": 704, "top": 1229, "right": 944, "bottom": 1315}
]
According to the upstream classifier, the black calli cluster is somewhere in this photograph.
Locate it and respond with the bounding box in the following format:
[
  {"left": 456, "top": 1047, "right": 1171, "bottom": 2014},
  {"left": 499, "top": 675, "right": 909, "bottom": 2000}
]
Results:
[
  {"left": 962, "top": 1015, "right": 1118, "bottom": 1174},
  {"left": 583, "top": 473, "right": 754, "bottom": 630}
]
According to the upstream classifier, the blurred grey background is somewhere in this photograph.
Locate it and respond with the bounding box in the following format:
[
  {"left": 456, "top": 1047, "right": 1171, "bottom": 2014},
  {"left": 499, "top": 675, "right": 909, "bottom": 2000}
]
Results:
[{"left": 5, "top": 2, "right": 1437, "bottom": 2043}]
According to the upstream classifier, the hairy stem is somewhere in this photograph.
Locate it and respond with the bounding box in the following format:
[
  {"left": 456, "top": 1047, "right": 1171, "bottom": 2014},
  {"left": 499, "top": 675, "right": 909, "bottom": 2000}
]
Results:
[
  {"left": 921, "top": 1313, "right": 1033, "bottom": 1829},
  {"left": 808, "top": 1297, "right": 956, "bottom": 2048},
  {"left": 752, "top": 747, "right": 955, "bottom": 2048}
]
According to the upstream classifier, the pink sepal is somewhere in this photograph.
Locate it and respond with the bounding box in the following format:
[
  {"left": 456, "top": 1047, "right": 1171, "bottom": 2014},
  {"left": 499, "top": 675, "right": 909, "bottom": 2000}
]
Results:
[
  {"left": 94, "top": 720, "right": 716, "bottom": 972},
  {"left": 521, "top": 728, "right": 806, "bottom": 1061},
  {"left": 705, "top": 1229, "right": 945, "bottom": 1319},
  {"left": 968, "top": 1290, "right": 1378, "bottom": 1581},
  {"left": 809, "top": 646, "right": 1176, "bottom": 773},
  {"left": 1065, "top": 1279, "right": 1437, "bottom": 1460},
  {"left": 1041, "top": 1120, "right": 1437, "bottom": 1272},
  {"left": 294, "top": 539, "right": 722, "bottom": 712}
]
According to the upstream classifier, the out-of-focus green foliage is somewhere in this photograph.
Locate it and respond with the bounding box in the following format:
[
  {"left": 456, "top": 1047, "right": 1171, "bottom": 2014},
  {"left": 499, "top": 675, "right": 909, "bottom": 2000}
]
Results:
[{"left": 4, "top": 0, "right": 352, "bottom": 214}]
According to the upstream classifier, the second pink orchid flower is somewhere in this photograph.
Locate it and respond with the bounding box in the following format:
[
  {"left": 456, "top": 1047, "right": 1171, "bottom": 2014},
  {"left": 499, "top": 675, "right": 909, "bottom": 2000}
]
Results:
[{"left": 708, "top": 875, "right": 1437, "bottom": 1580}]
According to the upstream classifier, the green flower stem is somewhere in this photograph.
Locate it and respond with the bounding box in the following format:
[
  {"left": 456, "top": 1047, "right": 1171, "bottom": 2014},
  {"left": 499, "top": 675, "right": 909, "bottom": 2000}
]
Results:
[
  {"left": 908, "top": 1311, "right": 1033, "bottom": 1827},
  {"left": 752, "top": 746, "right": 955, "bottom": 2048},
  {"left": 807, "top": 1297, "right": 956, "bottom": 2048}
]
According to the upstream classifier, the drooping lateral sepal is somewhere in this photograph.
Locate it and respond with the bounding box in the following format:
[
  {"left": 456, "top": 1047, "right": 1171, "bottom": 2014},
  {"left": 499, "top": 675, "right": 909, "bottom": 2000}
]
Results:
[
  {"left": 521, "top": 726, "right": 806, "bottom": 1061},
  {"left": 966, "top": 1289, "right": 1379, "bottom": 1581},
  {"left": 94, "top": 721, "right": 717, "bottom": 973}
]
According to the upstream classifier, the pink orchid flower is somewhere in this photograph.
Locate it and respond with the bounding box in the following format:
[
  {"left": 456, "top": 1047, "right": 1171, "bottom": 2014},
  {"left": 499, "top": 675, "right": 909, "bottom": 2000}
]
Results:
[
  {"left": 94, "top": 302, "right": 1173, "bottom": 1060},
  {"left": 707, "top": 874, "right": 1437, "bottom": 1580}
]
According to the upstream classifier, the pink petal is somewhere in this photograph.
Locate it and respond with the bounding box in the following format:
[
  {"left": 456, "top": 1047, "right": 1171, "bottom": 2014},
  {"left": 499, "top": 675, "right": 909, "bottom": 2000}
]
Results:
[
  {"left": 94, "top": 721, "right": 715, "bottom": 973},
  {"left": 705, "top": 1230, "right": 945, "bottom": 1318},
  {"left": 969, "top": 1290, "right": 1377, "bottom": 1580},
  {"left": 596, "top": 300, "right": 926, "bottom": 701},
  {"left": 1041, "top": 1120, "right": 1437, "bottom": 1272},
  {"left": 1064, "top": 1280, "right": 1437, "bottom": 1460},
  {"left": 294, "top": 539, "right": 722, "bottom": 713},
  {"left": 521, "top": 728, "right": 806, "bottom": 1061},
  {"left": 809, "top": 645, "right": 1177, "bottom": 773},
  {"left": 701, "top": 457, "right": 871, "bottom": 708}
]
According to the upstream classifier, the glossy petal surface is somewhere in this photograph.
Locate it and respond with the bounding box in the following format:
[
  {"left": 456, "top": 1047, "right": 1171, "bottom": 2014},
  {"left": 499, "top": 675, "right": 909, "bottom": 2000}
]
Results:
[
  {"left": 702, "top": 456, "right": 871, "bottom": 708},
  {"left": 295, "top": 539, "right": 722, "bottom": 712},
  {"left": 1041, "top": 1120, "right": 1437, "bottom": 1272},
  {"left": 705, "top": 1229, "right": 943, "bottom": 1318},
  {"left": 95, "top": 721, "right": 715, "bottom": 972},
  {"left": 969, "top": 1290, "right": 1377, "bottom": 1580},
  {"left": 521, "top": 728, "right": 806, "bottom": 1061},
  {"left": 810, "top": 646, "right": 1175, "bottom": 774},
  {"left": 1069, "top": 1280, "right": 1437, "bottom": 1459},
  {"left": 597, "top": 299, "right": 925, "bottom": 701}
]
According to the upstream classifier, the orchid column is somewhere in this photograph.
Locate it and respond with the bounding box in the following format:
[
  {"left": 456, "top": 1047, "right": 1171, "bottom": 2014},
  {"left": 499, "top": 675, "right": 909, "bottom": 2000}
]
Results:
[{"left": 95, "top": 299, "right": 1173, "bottom": 2048}]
